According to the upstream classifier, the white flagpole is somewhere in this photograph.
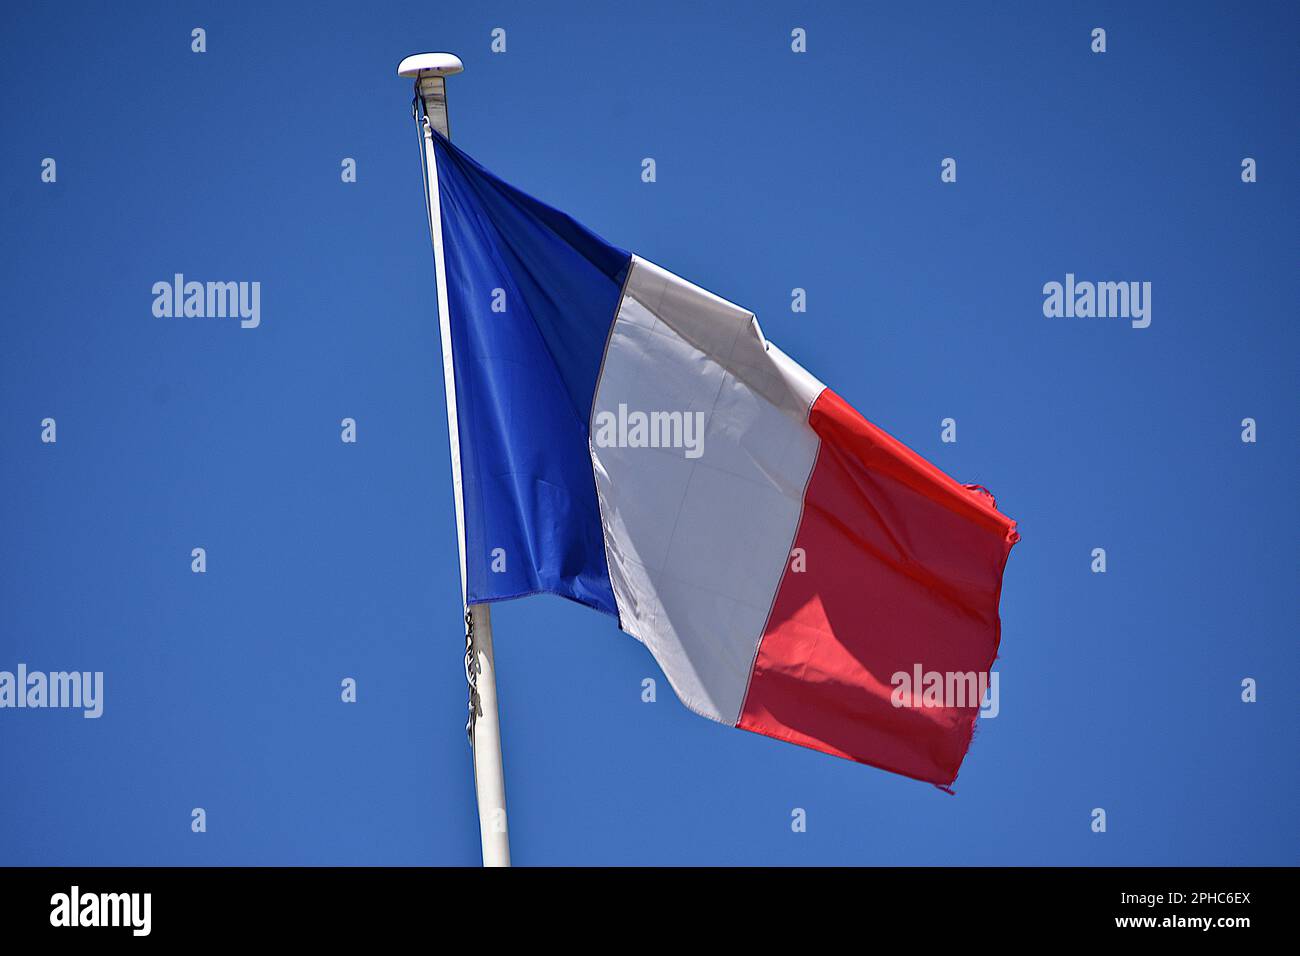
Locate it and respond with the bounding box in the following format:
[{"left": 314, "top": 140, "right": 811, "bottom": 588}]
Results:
[{"left": 398, "top": 52, "right": 511, "bottom": 868}]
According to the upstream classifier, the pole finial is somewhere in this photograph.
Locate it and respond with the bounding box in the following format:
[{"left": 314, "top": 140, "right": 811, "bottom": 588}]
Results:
[
  {"left": 400, "top": 53, "right": 462, "bottom": 139},
  {"left": 397, "top": 52, "right": 464, "bottom": 78}
]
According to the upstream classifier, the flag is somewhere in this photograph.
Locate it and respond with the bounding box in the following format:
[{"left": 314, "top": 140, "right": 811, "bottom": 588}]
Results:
[{"left": 429, "top": 131, "right": 1019, "bottom": 788}]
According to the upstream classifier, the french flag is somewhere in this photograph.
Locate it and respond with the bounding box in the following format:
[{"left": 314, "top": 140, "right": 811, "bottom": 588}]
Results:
[{"left": 431, "top": 131, "right": 1019, "bottom": 789}]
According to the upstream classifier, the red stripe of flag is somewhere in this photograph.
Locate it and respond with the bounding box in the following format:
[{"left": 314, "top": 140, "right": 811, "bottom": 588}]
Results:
[{"left": 738, "top": 389, "right": 1019, "bottom": 788}]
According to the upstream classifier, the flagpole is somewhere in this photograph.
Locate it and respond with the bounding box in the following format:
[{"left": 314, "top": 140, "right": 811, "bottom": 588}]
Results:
[{"left": 399, "top": 52, "right": 511, "bottom": 868}]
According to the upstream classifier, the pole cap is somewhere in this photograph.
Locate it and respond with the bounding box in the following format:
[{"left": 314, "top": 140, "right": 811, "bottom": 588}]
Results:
[{"left": 397, "top": 53, "right": 464, "bottom": 78}]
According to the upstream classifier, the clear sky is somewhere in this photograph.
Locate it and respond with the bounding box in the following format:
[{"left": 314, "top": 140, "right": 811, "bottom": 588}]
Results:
[{"left": 1, "top": 0, "right": 1295, "bottom": 865}]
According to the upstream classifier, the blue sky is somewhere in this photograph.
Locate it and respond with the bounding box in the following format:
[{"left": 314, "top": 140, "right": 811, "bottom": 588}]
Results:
[{"left": 0, "top": 0, "right": 1295, "bottom": 865}]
